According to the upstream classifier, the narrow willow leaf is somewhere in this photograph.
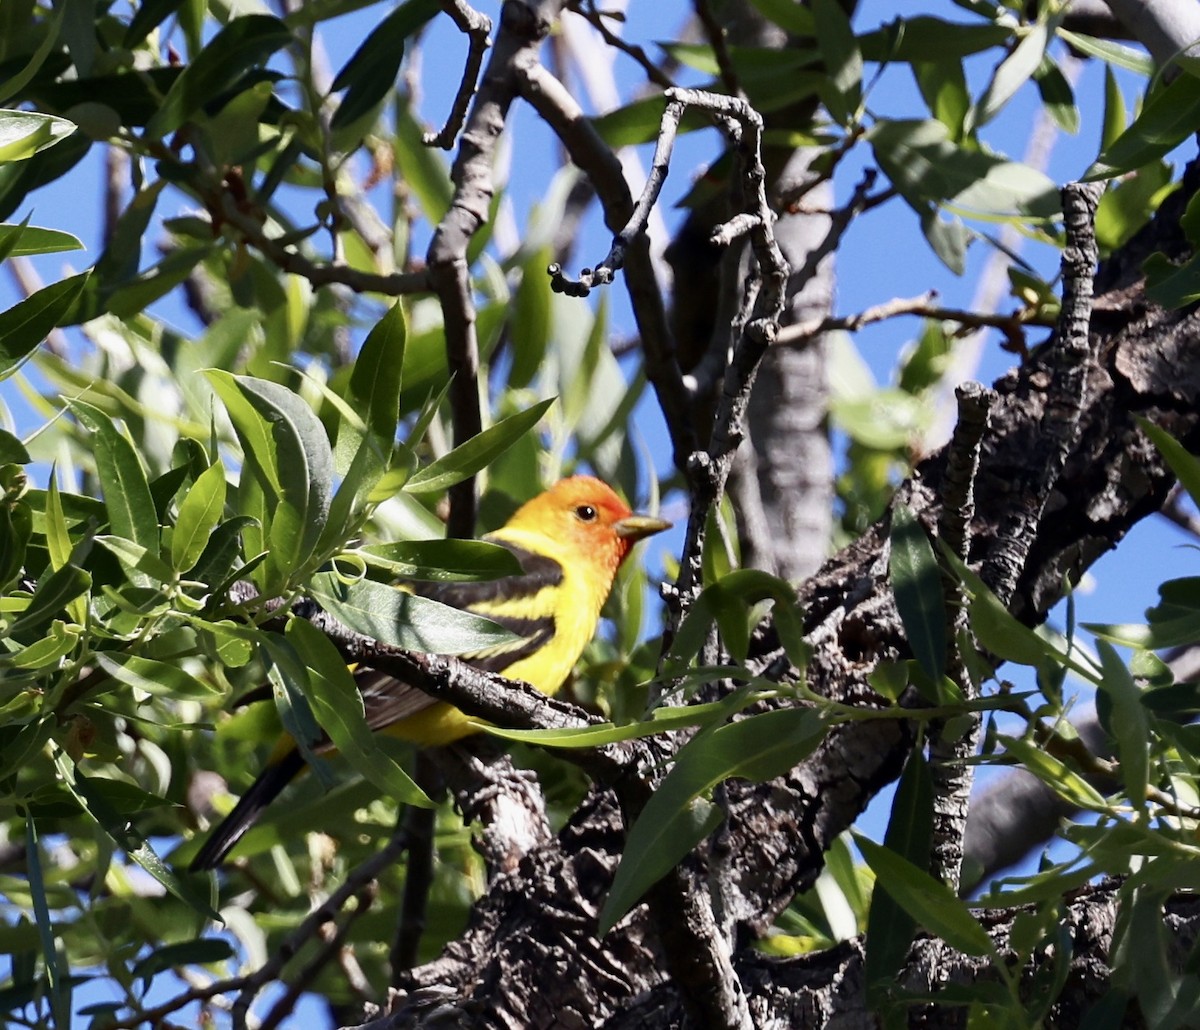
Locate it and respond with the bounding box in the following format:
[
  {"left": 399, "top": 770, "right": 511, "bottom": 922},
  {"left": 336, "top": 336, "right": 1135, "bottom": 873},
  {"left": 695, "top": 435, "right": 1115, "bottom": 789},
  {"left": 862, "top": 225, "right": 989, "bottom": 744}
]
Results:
[
  {"left": 1139, "top": 419, "right": 1200, "bottom": 513},
  {"left": 970, "top": 23, "right": 1047, "bottom": 130},
  {"left": 599, "top": 707, "right": 827, "bottom": 934},
  {"left": 0, "top": 272, "right": 89, "bottom": 378},
  {"left": 284, "top": 618, "right": 432, "bottom": 807},
  {"left": 208, "top": 372, "right": 333, "bottom": 587},
  {"left": 855, "top": 832, "right": 994, "bottom": 957},
  {"left": 997, "top": 734, "right": 1109, "bottom": 810},
  {"left": 404, "top": 398, "right": 556, "bottom": 494},
  {"left": 171, "top": 460, "right": 227, "bottom": 572},
  {"left": 1086, "top": 72, "right": 1200, "bottom": 181},
  {"left": 667, "top": 568, "right": 803, "bottom": 672},
  {"left": 1095, "top": 640, "right": 1150, "bottom": 813},
  {"left": 335, "top": 301, "right": 405, "bottom": 475},
  {"left": 146, "top": 15, "right": 293, "bottom": 138},
  {"left": 865, "top": 750, "right": 934, "bottom": 996},
  {"left": 812, "top": 0, "right": 862, "bottom": 125},
  {"left": 309, "top": 572, "right": 515, "bottom": 655},
  {"left": 71, "top": 401, "right": 159, "bottom": 555},
  {"left": 7, "top": 564, "right": 91, "bottom": 637},
  {"left": 481, "top": 692, "right": 761, "bottom": 749},
  {"left": 258, "top": 633, "right": 330, "bottom": 785},
  {"left": 889, "top": 504, "right": 946, "bottom": 681},
  {"left": 356, "top": 539, "right": 523, "bottom": 581},
  {"left": 329, "top": 0, "right": 437, "bottom": 131},
  {"left": 0, "top": 110, "right": 76, "bottom": 162},
  {"left": 94, "top": 653, "right": 220, "bottom": 699},
  {"left": 52, "top": 754, "right": 219, "bottom": 920},
  {"left": 25, "top": 818, "right": 70, "bottom": 1030},
  {"left": 0, "top": 223, "right": 82, "bottom": 257}
]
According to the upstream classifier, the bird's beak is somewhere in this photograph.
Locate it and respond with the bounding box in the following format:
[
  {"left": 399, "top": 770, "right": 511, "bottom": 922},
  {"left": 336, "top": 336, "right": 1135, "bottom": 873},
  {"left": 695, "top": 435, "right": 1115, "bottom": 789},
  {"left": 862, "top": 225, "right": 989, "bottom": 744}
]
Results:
[{"left": 614, "top": 513, "right": 672, "bottom": 542}]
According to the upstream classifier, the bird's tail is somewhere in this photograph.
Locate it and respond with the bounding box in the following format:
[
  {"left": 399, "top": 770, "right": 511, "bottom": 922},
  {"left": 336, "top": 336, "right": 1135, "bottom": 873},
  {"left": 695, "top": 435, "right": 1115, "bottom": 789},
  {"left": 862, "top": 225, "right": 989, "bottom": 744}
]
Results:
[{"left": 189, "top": 747, "right": 306, "bottom": 871}]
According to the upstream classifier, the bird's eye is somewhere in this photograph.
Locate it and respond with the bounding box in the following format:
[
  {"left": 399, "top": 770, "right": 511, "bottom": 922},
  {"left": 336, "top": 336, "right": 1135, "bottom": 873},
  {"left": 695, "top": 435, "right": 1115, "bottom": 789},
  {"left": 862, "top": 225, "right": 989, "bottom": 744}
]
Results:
[{"left": 575, "top": 504, "right": 598, "bottom": 522}]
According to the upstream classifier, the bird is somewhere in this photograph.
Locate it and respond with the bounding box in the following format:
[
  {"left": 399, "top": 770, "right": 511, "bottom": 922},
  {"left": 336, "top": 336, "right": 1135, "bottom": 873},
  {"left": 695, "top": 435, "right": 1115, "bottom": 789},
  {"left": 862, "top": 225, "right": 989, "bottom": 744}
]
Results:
[{"left": 189, "top": 476, "right": 671, "bottom": 870}]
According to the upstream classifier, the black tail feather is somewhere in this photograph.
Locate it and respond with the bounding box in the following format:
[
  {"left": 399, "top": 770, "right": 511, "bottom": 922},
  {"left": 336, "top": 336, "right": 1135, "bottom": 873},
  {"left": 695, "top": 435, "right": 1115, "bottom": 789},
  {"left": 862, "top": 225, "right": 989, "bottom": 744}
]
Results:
[{"left": 190, "top": 748, "right": 306, "bottom": 871}]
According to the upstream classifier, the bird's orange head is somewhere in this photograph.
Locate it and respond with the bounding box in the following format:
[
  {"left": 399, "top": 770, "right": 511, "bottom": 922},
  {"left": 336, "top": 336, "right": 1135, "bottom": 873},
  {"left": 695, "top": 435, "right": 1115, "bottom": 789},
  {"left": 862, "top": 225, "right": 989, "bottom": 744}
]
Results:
[{"left": 503, "top": 476, "right": 671, "bottom": 578}]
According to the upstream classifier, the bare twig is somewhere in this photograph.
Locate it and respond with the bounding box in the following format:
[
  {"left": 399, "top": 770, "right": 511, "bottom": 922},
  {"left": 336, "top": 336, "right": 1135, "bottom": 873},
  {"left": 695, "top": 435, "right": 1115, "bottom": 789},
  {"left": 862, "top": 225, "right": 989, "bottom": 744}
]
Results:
[
  {"left": 568, "top": 0, "right": 675, "bottom": 89},
  {"left": 517, "top": 61, "right": 694, "bottom": 471},
  {"left": 774, "top": 290, "right": 1052, "bottom": 350},
  {"left": 215, "top": 192, "right": 430, "bottom": 295},
  {"left": 258, "top": 881, "right": 379, "bottom": 1030},
  {"left": 424, "top": 0, "right": 493, "bottom": 149},
  {"left": 427, "top": 0, "right": 567, "bottom": 536},
  {"left": 230, "top": 828, "right": 411, "bottom": 1029},
  {"left": 693, "top": 0, "right": 745, "bottom": 101},
  {"left": 1160, "top": 483, "right": 1200, "bottom": 538},
  {"left": 666, "top": 87, "right": 788, "bottom": 616},
  {"left": 391, "top": 757, "right": 440, "bottom": 981}
]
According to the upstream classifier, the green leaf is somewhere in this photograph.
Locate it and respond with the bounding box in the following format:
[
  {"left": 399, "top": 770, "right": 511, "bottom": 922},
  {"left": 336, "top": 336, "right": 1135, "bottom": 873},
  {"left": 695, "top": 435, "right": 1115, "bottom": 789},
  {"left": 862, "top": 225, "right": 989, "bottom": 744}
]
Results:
[
  {"left": 1144, "top": 250, "right": 1200, "bottom": 310},
  {"left": 1056, "top": 29, "right": 1155, "bottom": 77},
  {"left": 25, "top": 819, "right": 70, "bottom": 1030},
  {"left": 1095, "top": 640, "right": 1149, "bottom": 813},
  {"left": 329, "top": 0, "right": 438, "bottom": 132},
  {"left": 0, "top": 271, "right": 89, "bottom": 378},
  {"left": 912, "top": 58, "right": 969, "bottom": 139},
  {"left": 258, "top": 633, "right": 329, "bottom": 782},
  {"left": 0, "top": 110, "right": 75, "bottom": 163},
  {"left": 94, "top": 653, "right": 220, "bottom": 699},
  {"left": 870, "top": 118, "right": 1060, "bottom": 218},
  {"left": 747, "top": 0, "right": 813, "bottom": 34},
  {"left": 855, "top": 832, "right": 994, "bottom": 956},
  {"left": 667, "top": 569, "right": 802, "bottom": 670},
  {"left": 1086, "top": 71, "right": 1200, "bottom": 181},
  {"left": 123, "top": 0, "right": 188, "bottom": 48},
  {"left": 171, "top": 460, "right": 227, "bottom": 572},
  {"left": 969, "top": 23, "right": 1047, "bottom": 130},
  {"left": 0, "top": 223, "right": 82, "bottom": 257},
  {"left": 340, "top": 303, "right": 405, "bottom": 468},
  {"left": 859, "top": 17, "right": 1010, "bottom": 61},
  {"left": 996, "top": 734, "right": 1109, "bottom": 810},
  {"left": 146, "top": 15, "right": 294, "bottom": 138},
  {"left": 7, "top": 563, "right": 91, "bottom": 637},
  {"left": 309, "top": 572, "right": 516, "bottom": 654},
  {"left": 509, "top": 246, "right": 554, "bottom": 389},
  {"left": 599, "top": 707, "right": 827, "bottom": 934},
  {"left": 70, "top": 400, "right": 159, "bottom": 555},
  {"left": 208, "top": 372, "right": 333, "bottom": 588},
  {"left": 131, "top": 940, "right": 234, "bottom": 987},
  {"left": 1139, "top": 419, "right": 1200, "bottom": 513},
  {"left": 865, "top": 749, "right": 934, "bottom": 996},
  {"left": 0, "top": 1, "right": 66, "bottom": 104},
  {"left": 812, "top": 0, "right": 862, "bottom": 126},
  {"left": 404, "top": 397, "right": 555, "bottom": 494},
  {"left": 1033, "top": 54, "right": 1079, "bottom": 135},
  {"left": 356, "top": 539, "right": 523, "bottom": 581},
  {"left": 481, "top": 692, "right": 761, "bottom": 748},
  {"left": 284, "top": 618, "right": 432, "bottom": 807},
  {"left": 889, "top": 504, "right": 945, "bottom": 682}
]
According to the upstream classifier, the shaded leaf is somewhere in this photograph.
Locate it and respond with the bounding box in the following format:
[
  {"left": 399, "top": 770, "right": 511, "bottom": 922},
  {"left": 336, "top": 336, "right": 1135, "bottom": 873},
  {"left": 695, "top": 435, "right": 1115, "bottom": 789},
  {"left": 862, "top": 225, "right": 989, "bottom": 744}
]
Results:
[
  {"left": 600, "top": 707, "right": 827, "bottom": 933},
  {"left": 0, "top": 271, "right": 89, "bottom": 378},
  {"left": 284, "top": 617, "right": 432, "bottom": 807},
  {"left": 310, "top": 572, "right": 516, "bottom": 654},
  {"left": 889, "top": 504, "right": 945, "bottom": 681},
  {"left": 856, "top": 832, "right": 994, "bottom": 956},
  {"left": 404, "top": 398, "right": 555, "bottom": 494}
]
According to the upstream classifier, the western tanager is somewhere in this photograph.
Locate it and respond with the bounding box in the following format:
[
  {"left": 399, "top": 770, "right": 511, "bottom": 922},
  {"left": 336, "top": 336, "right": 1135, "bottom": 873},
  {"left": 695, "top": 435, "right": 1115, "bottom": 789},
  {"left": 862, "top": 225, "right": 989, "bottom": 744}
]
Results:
[{"left": 190, "top": 476, "right": 670, "bottom": 870}]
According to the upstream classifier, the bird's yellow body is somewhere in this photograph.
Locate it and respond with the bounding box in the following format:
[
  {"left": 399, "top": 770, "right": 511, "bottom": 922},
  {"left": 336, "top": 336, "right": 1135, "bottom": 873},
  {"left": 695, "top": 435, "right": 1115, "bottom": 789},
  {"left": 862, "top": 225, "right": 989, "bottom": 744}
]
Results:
[{"left": 191, "top": 476, "right": 670, "bottom": 869}]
